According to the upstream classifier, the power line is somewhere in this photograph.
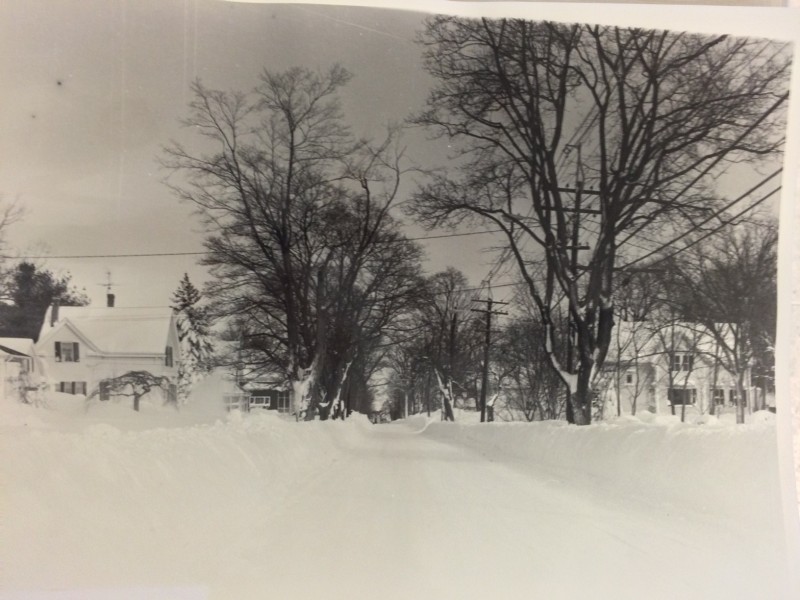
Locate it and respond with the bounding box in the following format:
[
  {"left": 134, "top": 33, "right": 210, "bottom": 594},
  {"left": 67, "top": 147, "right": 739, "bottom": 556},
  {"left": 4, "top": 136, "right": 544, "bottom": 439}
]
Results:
[
  {"left": 619, "top": 184, "right": 780, "bottom": 271},
  {"left": 619, "top": 169, "right": 781, "bottom": 270},
  {"left": 4, "top": 228, "right": 506, "bottom": 261},
  {"left": 616, "top": 88, "right": 787, "bottom": 251},
  {"left": 478, "top": 110, "right": 601, "bottom": 303}
]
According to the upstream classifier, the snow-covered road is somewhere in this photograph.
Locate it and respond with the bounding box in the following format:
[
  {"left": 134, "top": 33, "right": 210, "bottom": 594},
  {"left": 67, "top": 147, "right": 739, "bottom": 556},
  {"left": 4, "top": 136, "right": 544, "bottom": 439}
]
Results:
[
  {"left": 2, "top": 406, "right": 798, "bottom": 600},
  {"left": 221, "top": 423, "right": 792, "bottom": 600}
]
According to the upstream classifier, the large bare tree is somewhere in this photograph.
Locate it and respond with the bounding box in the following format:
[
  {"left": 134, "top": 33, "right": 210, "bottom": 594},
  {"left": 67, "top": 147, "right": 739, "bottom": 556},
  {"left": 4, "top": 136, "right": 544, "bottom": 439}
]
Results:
[
  {"left": 409, "top": 17, "right": 790, "bottom": 424},
  {"left": 163, "top": 67, "right": 424, "bottom": 419}
]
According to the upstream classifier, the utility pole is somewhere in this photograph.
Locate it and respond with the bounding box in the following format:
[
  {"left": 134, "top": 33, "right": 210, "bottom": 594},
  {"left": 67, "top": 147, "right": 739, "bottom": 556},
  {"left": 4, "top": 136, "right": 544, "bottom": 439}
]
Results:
[
  {"left": 555, "top": 143, "right": 594, "bottom": 423},
  {"left": 565, "top": 175, "right": 583, "bottom": 423},
  {"left": 472, "top": 295, "right": 508, "bottom": 423}
]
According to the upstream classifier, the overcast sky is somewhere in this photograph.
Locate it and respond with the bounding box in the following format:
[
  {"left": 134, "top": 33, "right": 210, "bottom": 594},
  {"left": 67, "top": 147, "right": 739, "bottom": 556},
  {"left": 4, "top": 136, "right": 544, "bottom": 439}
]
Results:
[{"left": 1, "top": 0, "right": 798, "bottom": 309}]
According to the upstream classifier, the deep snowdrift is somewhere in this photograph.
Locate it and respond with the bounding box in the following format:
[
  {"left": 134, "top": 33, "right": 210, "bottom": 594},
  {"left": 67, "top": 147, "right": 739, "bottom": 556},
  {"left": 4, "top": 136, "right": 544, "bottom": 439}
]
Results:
[{"left": 2, "top": 397, "right": 798, "bottom": 599}]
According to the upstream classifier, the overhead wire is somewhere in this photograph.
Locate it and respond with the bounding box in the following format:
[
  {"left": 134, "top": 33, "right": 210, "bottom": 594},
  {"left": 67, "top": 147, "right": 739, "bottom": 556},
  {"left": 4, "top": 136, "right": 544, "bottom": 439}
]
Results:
[
  {"left": 4, "top": 228, "right": 506, "bottom": 261},
  {"left": 619, "top": 179, "right": 781, "bottom": 271}
]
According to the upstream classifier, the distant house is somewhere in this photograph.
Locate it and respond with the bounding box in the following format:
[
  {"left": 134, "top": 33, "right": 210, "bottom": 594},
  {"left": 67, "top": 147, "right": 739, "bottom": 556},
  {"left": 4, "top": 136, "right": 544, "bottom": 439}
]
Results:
[
  {"left": 0, "top": 337, "right": 36, "bottom": 401},
  {"left": 247, "top": 385, "right": 291, "bottom": 413},
  {"left": 35, "top": 296, "right": 181, "bottom": 403},
  {"left": 599, "top": 321, "right": 755, "bottom": 417}
]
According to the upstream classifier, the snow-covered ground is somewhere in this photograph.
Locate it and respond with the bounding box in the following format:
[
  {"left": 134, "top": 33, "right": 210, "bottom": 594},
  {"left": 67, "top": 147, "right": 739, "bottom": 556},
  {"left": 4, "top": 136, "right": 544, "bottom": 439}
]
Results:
[{"left": 2, "top": 394, "right": 799, "bottom": 600}]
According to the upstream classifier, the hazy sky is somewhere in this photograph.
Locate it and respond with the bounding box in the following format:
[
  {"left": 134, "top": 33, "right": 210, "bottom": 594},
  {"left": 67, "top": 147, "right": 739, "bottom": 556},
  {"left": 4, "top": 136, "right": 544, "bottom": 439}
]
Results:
[
  {"left": 0, "top": 1, "right": 459, "bottom": 308},
  {"left": 1, "top": 1, "right": 797, "bottom": 309}
]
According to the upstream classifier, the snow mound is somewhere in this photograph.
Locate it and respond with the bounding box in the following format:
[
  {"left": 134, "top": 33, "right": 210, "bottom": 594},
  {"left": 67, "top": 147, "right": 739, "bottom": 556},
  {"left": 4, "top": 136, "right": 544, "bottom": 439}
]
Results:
[{"left": 1, "top": 411, "right": 356, "bottom": 596}]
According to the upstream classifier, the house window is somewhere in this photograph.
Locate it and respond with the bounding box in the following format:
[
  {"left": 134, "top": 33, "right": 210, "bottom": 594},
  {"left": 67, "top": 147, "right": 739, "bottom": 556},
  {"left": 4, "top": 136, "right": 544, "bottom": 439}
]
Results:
[
  {"left": 625, "top": 371, "right": 634, "bottom": 385},
  {"left": 55, "top": 342, "right": 80, "bottom": 363},
  {"left": 277, "top": 391, "right": 290, "bottom": 413},
  {"left": 712, "top": 388, "right": 726, "bottom": 406},
  {"left": 670, "top": 353, "right": 694, "bottom": 372},
  {"left": 165, "top": 346, "right": 174, "bottom": 367},
  {"left": 58, "top": 381, "right": 87, "bottom": 395},
  {"left": 668, "top": 388, "right": 697, "bottom": 405},
  {"left": 250, "top": 395, "right": 270, "bottom": 409}
]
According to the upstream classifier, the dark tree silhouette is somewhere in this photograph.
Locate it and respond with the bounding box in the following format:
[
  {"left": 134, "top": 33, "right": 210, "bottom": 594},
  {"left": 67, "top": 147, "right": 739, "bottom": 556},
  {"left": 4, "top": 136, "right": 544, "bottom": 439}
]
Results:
[
  {"left": 163, "top": 67, "right": 424, "bottom": 419},
  {"left": 0, "top": 262, "right": 89, "bottom": 340}
]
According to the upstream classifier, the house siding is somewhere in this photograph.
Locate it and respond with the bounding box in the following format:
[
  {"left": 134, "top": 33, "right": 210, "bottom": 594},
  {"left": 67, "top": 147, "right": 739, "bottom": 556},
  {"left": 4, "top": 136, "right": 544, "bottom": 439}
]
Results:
[
  {"left": 600, "top": 322, "right": 753, "bottom": 418},
  {"left": 35, "top": 314, "right": 180, "bottom": 400}
]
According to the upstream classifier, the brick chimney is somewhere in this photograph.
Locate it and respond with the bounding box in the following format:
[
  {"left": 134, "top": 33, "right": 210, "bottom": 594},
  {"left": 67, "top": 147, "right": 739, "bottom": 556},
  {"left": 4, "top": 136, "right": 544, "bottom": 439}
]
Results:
[
  {"left": 50, "top": 300, "right": 60, "bottom": 327},
  {"left": 107, "top": 293, "right": 115, "bottom": 308}
]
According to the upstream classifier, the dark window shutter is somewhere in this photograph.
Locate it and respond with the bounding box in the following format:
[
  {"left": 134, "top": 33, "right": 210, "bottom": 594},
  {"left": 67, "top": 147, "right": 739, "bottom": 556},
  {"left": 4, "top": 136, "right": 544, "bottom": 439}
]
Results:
[
  {"left": 100, "top": 381, "right": 110, "bottom": 402},
  {"left": 55, "top": 342, "right": 62, "bottom": 362},
  {"left": 73, "top": 343, "right": 80, "bottom": 362}
]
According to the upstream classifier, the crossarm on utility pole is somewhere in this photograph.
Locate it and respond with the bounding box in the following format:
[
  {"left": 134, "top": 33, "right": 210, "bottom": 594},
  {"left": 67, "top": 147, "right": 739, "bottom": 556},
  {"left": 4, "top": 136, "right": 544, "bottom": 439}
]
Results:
[{"left": 471, "top": 297, "right": 508, "bottom": 423}]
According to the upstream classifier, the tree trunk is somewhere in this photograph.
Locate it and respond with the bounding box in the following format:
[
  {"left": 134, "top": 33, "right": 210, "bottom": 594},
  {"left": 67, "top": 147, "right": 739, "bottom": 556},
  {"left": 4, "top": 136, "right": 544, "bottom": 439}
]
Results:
[
  {"left": 434, "top": 369, "right": 455, "bottom": 422},
  {"left": 710, "top": 349, "right": 720, "bottom": 417},
  {"left": 304, "top": 266, "right": 329, "bottom": 421},
  {"left": 572, "top": 363, "right": 593, "bottom": 425},
  {"left": 425, "top": 369, "right": 432, "bottom": 417},
  {"left": 735, "top": 372, "right": 746, "bottom": 425}
]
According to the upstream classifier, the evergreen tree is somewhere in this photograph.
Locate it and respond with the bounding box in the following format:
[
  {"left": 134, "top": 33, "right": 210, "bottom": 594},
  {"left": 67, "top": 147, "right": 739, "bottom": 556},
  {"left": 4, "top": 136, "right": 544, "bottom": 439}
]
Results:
[
  {"left": 0, "top": 262, "right": 89, "bottom": 340},
  {"left": 171, "top": 273, "right": 214, "bottom": 401}
]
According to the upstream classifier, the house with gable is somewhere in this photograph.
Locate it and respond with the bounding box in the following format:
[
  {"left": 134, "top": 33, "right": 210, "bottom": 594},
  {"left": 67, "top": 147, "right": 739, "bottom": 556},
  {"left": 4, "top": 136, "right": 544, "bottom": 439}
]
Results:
[
  {"left": 35, "top": 295, "right": 181, "bottom": 403},
  {"left": 598, "top": 320, "right": 756, "bottom": 417}
]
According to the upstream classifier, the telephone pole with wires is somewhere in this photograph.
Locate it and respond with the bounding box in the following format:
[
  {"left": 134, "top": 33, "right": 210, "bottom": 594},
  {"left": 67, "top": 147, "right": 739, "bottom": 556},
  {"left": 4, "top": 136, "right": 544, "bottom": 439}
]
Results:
[
  {"left": 471, "top": 288, "right": 508, "bottom": 423},
  {"left": 551, "top": 144, "right": 598, "bottom": 422}
]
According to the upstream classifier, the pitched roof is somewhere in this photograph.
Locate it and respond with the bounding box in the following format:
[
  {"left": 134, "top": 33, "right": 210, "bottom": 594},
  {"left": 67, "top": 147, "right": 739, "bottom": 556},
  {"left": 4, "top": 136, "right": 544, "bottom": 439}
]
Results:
[
  {"left": 0, "top": 337, "right": 35, "bottom": 357},
  {"left": 38, "top": 306, "right": 176, "bottom": 355}
]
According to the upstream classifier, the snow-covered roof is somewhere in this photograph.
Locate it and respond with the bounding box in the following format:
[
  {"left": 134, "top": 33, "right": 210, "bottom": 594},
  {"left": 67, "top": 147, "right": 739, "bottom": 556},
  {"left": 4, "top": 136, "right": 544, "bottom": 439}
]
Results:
[
  {"left": 38, "top": 306, "right": 176, "bottom": 355},
  {"left": 0, "top": 337, "right": 35, "bottom": 357}
]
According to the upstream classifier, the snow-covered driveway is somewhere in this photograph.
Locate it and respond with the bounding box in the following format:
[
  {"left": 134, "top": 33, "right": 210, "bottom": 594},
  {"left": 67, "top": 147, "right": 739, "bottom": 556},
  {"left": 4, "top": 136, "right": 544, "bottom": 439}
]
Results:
[{"left": 2, "top": 409, "right": 798, "bottom": 600}]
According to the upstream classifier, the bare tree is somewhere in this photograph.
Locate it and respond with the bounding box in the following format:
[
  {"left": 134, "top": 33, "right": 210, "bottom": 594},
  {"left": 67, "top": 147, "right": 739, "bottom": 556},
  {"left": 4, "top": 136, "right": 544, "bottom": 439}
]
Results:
[
  {"left": 163, "top": 67, "right": 423, "bottom": 420},
  {"left": 88, "top": 371, "right": 173, "bottom": 412},
  {"left": 0, "top": 196, "right": 24, "bottom": 303},
  {"left": 648, "top": 317, "right": 705, "bottom": 422},
  {"left": 493, "top": 313, "right": 566, "bottom": 421},
  {"left": 409, "top": 17, "right": 789, "bottom": 424},
  {"left": 385, "top": 268, "right": 485, "bottom": 420},
  {"left": 665, "top": 221, "right": 777, "bottom": 423}
]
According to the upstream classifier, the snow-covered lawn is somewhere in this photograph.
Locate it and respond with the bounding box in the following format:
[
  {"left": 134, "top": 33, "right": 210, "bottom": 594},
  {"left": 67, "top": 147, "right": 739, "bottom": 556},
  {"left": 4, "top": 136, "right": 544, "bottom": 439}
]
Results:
[{"left": 2, "top": 396, "right": 798, "bottom": 599}]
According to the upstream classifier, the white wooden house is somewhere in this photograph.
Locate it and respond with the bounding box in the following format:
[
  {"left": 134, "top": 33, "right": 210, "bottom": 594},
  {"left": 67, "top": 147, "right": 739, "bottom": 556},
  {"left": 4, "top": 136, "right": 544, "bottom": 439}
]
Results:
[
  {"left": 599, "top": 321, "right": 754, "bottom": 417},
  {"left": 35, "top": 297, "right": 181, "bottom": 403}
]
